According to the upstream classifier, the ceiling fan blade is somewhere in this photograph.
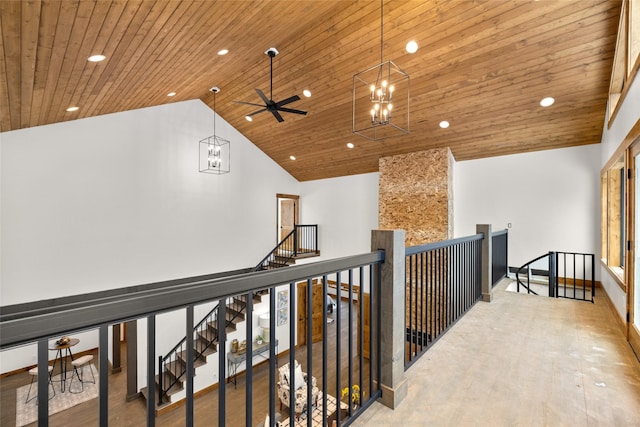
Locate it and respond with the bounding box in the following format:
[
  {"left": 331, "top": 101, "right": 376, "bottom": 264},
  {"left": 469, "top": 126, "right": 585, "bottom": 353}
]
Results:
[
  {"left": 233, "top": 100, "right": 265, "bottom": 108},
  {"left": 255, "top": 88, "right": 270, "bottom": 104},
  {"left": 275, "top": 95, "right": 300, "bottom": 108},
  {"left": 271, "top": 110, "right": 285, "bottom": 122},
  {"left": 247, "top": 109, "right": 267, "bottom": 117},
  {"left": 278, "top": 107, "right": 308, "bottom": 115}
]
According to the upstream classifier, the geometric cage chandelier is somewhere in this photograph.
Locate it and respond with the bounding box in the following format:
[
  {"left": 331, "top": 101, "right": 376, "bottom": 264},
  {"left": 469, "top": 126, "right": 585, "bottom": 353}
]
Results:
[
  {"left": 199, "top": 86, "right": 230, "bottom": 174},
  {"left": 352, "top": 0, "right": 410, "bottom": 141}
]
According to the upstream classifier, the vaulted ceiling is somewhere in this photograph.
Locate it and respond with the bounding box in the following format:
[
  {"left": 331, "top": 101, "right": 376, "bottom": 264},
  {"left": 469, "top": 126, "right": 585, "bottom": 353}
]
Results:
[{"left": 0, "top": 0, "right": 621, "bottom": 181}]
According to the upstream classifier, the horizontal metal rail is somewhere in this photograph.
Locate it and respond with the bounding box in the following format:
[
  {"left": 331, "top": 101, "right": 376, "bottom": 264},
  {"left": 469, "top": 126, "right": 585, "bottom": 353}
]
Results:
[
  {"left": 405, "top": 233, "right": 483, "bottom": 256},
  {"left": 0, "top": 251, "right": 384, "bottom": 349}
]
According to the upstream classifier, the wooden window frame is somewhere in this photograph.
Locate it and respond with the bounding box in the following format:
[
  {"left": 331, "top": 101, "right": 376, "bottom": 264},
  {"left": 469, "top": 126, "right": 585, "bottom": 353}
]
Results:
[
  {"left": 608, "top": 0, "right": 640, "bottom": 127},
  {"left": 601, "top": 157, "right": 626, "bottom": 289}
]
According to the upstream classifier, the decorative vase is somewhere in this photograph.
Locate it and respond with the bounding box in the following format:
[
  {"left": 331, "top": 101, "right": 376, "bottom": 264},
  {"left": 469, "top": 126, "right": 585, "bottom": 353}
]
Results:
[{"left": 231, "top": 339, "right": 239, "bottom": 353}]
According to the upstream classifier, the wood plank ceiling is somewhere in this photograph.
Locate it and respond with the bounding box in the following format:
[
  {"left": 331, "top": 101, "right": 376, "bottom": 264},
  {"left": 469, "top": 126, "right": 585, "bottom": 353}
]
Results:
[{"left": 0, "top": 0, "right": 621, "bottom": 181}]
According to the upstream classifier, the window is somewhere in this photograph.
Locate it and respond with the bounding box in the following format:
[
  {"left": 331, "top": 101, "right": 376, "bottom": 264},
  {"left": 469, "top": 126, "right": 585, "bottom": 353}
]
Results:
[
  {"left": 601, "top": 156, "right": 625, "bottom": 285},
  {"left": 608, "top": 0, "right": 640, "bottom": 126}
]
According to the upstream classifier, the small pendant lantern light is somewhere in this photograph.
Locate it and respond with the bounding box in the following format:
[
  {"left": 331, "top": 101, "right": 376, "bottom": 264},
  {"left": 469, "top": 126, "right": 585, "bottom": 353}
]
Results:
[{"left": 199, "top": 86, "right": 230, "bottom": 174}]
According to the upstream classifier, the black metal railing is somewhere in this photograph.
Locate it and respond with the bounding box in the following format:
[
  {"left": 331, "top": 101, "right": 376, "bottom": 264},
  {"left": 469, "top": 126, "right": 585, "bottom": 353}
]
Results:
[
  {"left": 404, "top": 234, "right": 484, "bottom": 367},
  {"left": 515, "top": 251, "right": 595, "bottom": 302},
  {"left": 515, "top": 253, "right": 549, "bottom": 295},
  {"left": 0, "top": 251, "right": 382, "bottom": 427},
  {"left": 553, "top": 251, "right": 595, "bottom": 303},
  {"left": 491, "top": 229, "right": 508, "bottom": 287},
  {"left": 255, "top": 225, "right": 318, "bottom": 271}
]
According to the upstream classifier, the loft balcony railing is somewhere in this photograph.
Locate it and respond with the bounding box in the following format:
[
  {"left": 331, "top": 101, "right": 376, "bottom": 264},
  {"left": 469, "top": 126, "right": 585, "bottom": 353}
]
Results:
[
  {"left": 404, "top": 234, "right": 483, "bottom": 367},
  {"left": 0, "top": 225, "right": 499, "bottom": 426},
  {"left": 404, "top": 227, "right": 506, "bottom": 367},
  {"left": 0, "top": 252, "right": 383, "bottom": 426}
]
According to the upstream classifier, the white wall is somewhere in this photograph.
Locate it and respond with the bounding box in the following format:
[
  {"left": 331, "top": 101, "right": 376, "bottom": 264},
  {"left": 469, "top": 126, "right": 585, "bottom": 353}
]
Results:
[
  {"left": 0, "top": 99, "right": 300, "bottom": 373},
  {"left": 299, "top": 172, "right": 379, "bottom": 260},
  {"left": 599, "top": 72, "right": 640, "bottom": 321},
  {"left": 454, "top": 144, "right": 601, "bottom": 270}
]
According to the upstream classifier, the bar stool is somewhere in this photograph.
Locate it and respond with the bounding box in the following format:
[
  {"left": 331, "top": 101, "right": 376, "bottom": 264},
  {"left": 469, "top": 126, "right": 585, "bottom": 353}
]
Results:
[
  {"left": 69, "top": 355, "right": 95, "bottom": 393},
  {"left": 26, "top": 366, "right": 55, "bottom": 403}
]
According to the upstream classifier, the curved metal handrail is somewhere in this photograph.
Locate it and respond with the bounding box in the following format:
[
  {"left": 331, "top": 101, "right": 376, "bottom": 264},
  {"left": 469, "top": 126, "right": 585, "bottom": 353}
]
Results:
[{"left": 514, "top": 252, "right": 552, "bottom": 295}]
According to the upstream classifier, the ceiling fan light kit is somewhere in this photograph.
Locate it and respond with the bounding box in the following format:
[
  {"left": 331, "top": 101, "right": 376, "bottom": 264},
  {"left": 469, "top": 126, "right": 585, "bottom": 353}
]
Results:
[
  {"left": 353, "top": 0, "right": 410, "bottom": 141},
  {"left": 199, "top": 86, "right": 231, "bottom": 175},
  {"left": 234, "top": 47, "right": 307, "bottom": 123}
]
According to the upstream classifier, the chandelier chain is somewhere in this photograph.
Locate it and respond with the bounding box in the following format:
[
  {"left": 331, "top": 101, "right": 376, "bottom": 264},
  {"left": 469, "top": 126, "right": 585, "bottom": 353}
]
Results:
[{"left": 380, "top": 0, "right": 383, "bottom": 64}]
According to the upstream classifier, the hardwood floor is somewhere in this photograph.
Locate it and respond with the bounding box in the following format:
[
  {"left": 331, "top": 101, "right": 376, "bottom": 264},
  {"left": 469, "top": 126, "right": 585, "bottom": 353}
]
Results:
[
  {"left": 353, "top": 280, "right": 640, "bottom": 426},
  {"left": 4, "top": 282, "right": 640, "bottom": 426},
  {"left": 0, "top": 300, "right": 367, "bottom": 427}
]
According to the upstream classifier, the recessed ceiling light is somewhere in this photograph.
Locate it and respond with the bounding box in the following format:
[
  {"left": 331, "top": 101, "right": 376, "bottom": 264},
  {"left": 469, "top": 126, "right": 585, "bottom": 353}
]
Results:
[
  {"left": 217, "top": 49, "right": 229, "bottom": 56},
  {"left": 439, "top": 120, "right": 450, "bottom": 128},
  {"left": 347, "top": 142, "right": 354, "bottom": 149},
  {"left": 66, "top": 106, "right": 79, "bottom": 112},
  {"left": 540, "top": 97, "right": 555, "bottom": 107},
  {"left": 290, "top": 155, "right": 296, "bottom": 160},
  {"left": 303, "top": 89, "right": 312, "bottom": 97},
  {"left": 167, "top": 92, "right": 176, "bottom": 97},
  {"left": 87, "top": 54, "right": 106, "bottom": 62},
  {"left": 406, "top": 40, "right": 418, "bottom": 54},
  {"left": 245, "top": 116, "right": 253, "bottom": 122}
]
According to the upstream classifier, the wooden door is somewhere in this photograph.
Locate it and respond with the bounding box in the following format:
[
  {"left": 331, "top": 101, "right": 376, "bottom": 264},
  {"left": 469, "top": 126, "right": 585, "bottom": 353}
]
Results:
[
  {"left": 362, "top": 293, "right": 370, "bottom": 359},
  {"left": 281, "top": 199, "right": 295, "bottom": 240},
  {"left": 311, "top": 281, "right": 323, "bottom": 343},
  {"left": 297, "top": 283, "right": 307, "bottom": 347},
  {"left": 277, "top": 194, "right": 299, "bottom": 242},
  {"left": 297, "top": 281, "right": 324, "bottom": 347}
]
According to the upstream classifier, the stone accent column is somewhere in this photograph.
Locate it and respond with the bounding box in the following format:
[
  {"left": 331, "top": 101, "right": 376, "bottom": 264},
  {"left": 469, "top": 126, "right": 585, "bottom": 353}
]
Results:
[
  {"left": 379, "top": 148, "right": 454, "bottom": 246},
  {"left": 371, "top": 229, "right": 408, "bottom": 409},
  {"left": 476, "top": 224, "right": 493, "bottom": 302}
]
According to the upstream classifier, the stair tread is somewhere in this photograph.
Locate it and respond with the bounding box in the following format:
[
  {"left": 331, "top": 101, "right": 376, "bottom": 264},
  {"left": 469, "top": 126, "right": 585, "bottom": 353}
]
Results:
[
  {"left": 207, "top": 322, "right": 237, "bottom": 333},
  {"left": 226, "top": 310, "right": 245, "bottom": 322},
  {"left": 177, "top": 350, "right": 207, "bottom": 368},
  {"left": 198, "top": 328, "right": 217, "bottom": 341}
]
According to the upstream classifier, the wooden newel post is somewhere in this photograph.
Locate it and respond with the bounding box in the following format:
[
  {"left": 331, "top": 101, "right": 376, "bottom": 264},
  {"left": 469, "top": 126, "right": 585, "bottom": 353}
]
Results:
[
  {"left": 476, "top": 224, "right": 493, "bottom": 302},
  {"left": 371, "top": 229, "right": 408, "bottom": 409}
]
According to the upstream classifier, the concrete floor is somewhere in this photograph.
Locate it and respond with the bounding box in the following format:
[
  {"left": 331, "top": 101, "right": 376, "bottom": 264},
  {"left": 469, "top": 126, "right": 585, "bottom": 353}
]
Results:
[{"left": 353, "top": 279, "right": 640, "bottom": 427}]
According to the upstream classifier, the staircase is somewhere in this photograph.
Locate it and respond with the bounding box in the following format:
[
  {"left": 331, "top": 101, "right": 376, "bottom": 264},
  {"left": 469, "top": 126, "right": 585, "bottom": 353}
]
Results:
[
  {"left": 148, "top": 224, "right": 319, "bottom": 411},
  {"left": 514, "top": 251, "right": 595, "bottom": 302},
  {"left": 147, "top": 292, "right": 265, "bottom": 410},
  {"left": 255, "top": 224, "right": 319, "bottom": 270}
]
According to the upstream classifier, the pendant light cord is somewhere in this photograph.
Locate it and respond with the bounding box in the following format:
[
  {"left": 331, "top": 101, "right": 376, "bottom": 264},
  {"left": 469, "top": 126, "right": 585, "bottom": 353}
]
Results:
[
  {"left": 213, "top": 91, "right": 216, "bottom": 135},
  {"left": 380, "top": 0, "right": 383, "bottom": 64}
]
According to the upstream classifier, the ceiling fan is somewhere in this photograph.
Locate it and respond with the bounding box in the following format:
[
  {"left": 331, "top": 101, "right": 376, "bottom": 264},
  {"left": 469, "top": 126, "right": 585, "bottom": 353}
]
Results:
[{"left": 234, "top": 48, "right": 307, "bottom": 123}]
